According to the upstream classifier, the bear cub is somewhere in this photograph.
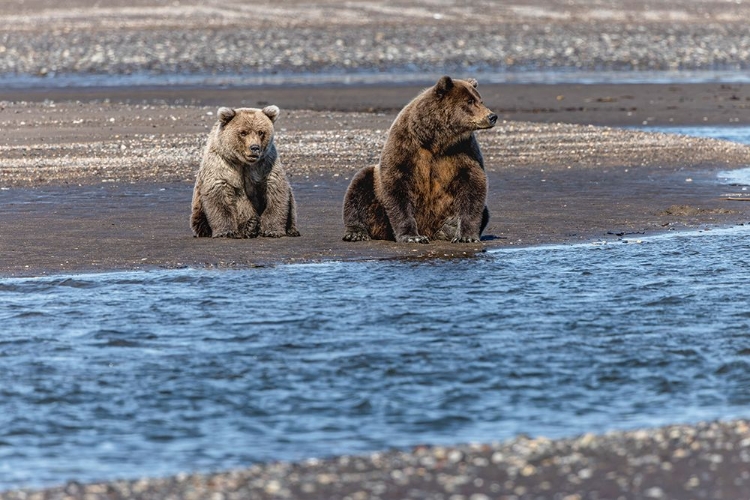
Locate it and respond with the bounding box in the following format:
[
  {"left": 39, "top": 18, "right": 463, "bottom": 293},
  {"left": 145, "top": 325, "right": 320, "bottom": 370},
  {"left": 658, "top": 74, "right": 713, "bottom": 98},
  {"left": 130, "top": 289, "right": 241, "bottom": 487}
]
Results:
[
  {"left": 343, "top": 76, "right": 496, "bottom": 243},
  {"left": 191, "top": 105, "right": 300, "bottom": 239}
]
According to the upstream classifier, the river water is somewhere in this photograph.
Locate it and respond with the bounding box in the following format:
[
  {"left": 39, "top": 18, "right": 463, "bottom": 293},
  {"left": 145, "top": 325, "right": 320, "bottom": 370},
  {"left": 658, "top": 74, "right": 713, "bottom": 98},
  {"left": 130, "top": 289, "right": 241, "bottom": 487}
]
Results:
[
  {"left": 1, "top": 128, "right": 750, "bottom": 491},
  {"left": 3, "top": 69, "right": 750, "bottom": 90}
]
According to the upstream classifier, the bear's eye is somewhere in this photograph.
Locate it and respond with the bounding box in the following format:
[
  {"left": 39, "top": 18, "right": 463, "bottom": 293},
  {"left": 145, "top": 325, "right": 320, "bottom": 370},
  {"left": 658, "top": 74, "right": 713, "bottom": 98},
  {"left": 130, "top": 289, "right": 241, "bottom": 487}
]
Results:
[
  {"left": 239, "top": 130, "right": 248, "bottom": 137},
  {"left": 258, "top": 132, "right": 265, "bottom": 140},
  {"left": 467, "top": 98, "right": 476, "bottom": 106}
]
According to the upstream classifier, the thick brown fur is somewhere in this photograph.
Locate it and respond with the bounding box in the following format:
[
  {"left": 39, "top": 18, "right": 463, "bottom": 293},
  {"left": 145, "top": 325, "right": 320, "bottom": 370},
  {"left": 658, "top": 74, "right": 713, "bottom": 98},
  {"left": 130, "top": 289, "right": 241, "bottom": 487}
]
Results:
[
  {"left": 190, "top": 106, "right": 300, "bottom": 238},
  {"left": 342, "top": 76, "right": 496, "bottom": 243}
]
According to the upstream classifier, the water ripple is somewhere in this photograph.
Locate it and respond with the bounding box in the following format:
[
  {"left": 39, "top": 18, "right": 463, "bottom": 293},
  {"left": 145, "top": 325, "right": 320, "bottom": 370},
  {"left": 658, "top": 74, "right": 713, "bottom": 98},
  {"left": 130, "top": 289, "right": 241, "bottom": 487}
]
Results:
[{"left": 2, "top": 228, "right": 750, "bottom": 488}]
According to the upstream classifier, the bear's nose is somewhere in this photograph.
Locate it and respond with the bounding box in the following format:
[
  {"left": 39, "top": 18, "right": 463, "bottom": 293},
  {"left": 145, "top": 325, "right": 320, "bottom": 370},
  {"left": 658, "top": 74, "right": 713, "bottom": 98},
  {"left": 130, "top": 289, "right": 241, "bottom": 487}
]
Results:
[
  {"left": 249, "top": 144, "right": 261, "bottom": 154},
  {"left": 488, "top": 113, "right": 498, "bottom": 126}
]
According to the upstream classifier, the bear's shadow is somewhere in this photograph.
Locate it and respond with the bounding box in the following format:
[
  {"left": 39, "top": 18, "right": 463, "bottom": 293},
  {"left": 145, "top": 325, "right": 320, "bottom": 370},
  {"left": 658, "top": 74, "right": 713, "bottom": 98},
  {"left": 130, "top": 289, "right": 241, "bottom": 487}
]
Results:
[{"left": 480, "top": 234, "right": 504, "bottom": 241}]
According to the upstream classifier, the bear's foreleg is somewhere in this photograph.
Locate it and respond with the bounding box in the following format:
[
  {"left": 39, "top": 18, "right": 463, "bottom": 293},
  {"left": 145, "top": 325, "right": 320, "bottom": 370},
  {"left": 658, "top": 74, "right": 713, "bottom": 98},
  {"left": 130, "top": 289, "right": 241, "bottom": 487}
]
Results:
[
  {"left": 448, "top": 170, "right": 488, "bottom": 243},
  {"left": 378, "top": 177, "right": 429, "bottom": 244},
  {"left": 202, "top": 182, "right": 258, "bottom": 238},
  {"left": 259, "top": 179, "right": 296, "bottom": 238}
]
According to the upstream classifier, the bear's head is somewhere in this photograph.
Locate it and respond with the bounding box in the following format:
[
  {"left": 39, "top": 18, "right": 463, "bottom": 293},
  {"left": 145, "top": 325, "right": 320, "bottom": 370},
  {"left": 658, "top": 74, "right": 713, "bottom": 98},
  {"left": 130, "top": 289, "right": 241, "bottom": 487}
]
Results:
[
  {"left": 215, "top": 105, "right": 279, "bottom": 164},
  {"left": 431, "top": 76, "right": 497, "bottom": 132}
]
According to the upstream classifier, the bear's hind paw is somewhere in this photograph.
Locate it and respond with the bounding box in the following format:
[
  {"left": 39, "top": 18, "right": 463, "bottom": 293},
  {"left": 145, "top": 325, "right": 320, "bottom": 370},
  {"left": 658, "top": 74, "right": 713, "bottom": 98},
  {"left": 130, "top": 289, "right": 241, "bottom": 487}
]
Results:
[{"left": 286, "top": 228, "right": 301, "bottom": 237}]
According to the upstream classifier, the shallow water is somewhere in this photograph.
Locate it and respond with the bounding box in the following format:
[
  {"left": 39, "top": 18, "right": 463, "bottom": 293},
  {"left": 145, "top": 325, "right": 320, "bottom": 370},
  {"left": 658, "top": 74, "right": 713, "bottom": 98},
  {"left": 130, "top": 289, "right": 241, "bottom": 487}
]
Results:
[
  {"left": 644, "top": 126, "right": 750, "bottom": 186},
  {"left": 3, "top": 68, "right": 750, "bottom": 90},
  {"left": 3, "top": 226, "right": 750, "bottom": 489}
]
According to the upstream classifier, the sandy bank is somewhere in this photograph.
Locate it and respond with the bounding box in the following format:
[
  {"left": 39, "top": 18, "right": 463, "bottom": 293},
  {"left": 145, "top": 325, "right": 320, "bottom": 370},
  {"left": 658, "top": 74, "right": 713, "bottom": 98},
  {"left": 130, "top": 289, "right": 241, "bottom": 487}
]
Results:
[{"left": 2, "top": 92, "right": 750, "bottom": 276}]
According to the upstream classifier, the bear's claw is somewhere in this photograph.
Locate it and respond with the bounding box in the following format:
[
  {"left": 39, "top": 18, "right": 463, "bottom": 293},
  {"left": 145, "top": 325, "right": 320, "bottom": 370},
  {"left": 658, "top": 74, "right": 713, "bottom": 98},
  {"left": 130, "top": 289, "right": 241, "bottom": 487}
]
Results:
[
  {"left": 343, "top": 231, "right": 370, "bottom": 242},
  {"left": 399, "top": 235, "right": 430, "bottom": 244},
  {"left": 212, "top": 231, "right": 240, "bottom": 239},
  {"left": 452, "top": 236, "right": 480, "bottom": 243}
]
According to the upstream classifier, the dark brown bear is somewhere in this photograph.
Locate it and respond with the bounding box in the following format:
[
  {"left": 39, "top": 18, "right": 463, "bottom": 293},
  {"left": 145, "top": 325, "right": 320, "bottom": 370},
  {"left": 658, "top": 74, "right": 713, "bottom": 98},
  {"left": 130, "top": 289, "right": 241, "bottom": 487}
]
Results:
[{"left": 342, "top": 76, "right": 496, "bottom": 243}]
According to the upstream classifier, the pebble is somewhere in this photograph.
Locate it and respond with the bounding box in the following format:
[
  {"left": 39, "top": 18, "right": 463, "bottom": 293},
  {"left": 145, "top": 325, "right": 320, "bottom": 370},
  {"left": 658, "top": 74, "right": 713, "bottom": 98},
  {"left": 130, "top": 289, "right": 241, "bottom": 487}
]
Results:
[
  {"left": 0, "top": 1, "right": 749, "bottom": 83},
  {"left": 0, "top": 419, "right": 749, "bottom": 499},
  {"left": 2, "top": 103, "right": 750, "bottom": 188}
]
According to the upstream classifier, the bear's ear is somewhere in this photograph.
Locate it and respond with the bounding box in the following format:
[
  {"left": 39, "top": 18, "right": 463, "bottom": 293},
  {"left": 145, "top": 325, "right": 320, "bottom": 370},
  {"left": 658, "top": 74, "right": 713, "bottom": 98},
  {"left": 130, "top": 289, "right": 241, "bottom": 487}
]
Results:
[
  {"left": 467, "top": 78, "right": 478, "bottom": 88},
  {"left": 218, "top": 107, "right": 236, "bottom": 125},
  {"left": 434, "top": 76, "right": 454, "bottom": 98},
  {"left": 262, "top": 105, "right": 280, "bottom": 123}
]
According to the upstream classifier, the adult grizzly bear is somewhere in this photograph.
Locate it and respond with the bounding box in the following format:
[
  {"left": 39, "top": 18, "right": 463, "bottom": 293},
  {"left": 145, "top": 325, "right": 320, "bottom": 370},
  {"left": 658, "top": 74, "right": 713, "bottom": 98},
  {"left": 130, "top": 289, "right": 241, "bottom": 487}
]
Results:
[
  {"left": 191, "top": 106, "right": 300, "bottom": 238},
  {"left": 342, "top": 76, "right": 496, "bottom": 243}
]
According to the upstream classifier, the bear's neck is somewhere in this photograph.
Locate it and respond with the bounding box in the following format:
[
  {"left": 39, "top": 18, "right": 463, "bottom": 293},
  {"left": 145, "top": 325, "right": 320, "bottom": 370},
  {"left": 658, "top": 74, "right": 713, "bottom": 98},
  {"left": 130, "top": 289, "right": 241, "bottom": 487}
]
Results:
[
  {"left": 401, "top": 103, "right": 474, "bottom": 154},
  {"left": 408, "top": 119, "right": 474, "bottom": 154}
]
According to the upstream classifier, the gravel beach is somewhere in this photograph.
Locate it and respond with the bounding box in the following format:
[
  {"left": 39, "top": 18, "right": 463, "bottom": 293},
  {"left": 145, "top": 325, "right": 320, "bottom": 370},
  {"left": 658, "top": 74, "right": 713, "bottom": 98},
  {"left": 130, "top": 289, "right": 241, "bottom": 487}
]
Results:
[
  {"left": 2, "top": 0, "right": 750, "bottom": 83},
  {"left": 3, "top": 419, "right": 750, "bottom": 499},
  {"left": 3, "top": 0, "right": 750, "bottom": 498}
]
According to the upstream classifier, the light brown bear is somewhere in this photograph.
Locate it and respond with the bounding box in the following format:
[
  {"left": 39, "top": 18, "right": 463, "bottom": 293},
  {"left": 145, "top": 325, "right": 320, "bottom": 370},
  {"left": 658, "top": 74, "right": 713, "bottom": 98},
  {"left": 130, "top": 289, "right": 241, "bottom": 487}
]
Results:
[
  {"left": 342, "top": 76, "right": 496, "bottom": 243},
  {"left": 191, "top": 106, "right": 300, "bottom": 239}
]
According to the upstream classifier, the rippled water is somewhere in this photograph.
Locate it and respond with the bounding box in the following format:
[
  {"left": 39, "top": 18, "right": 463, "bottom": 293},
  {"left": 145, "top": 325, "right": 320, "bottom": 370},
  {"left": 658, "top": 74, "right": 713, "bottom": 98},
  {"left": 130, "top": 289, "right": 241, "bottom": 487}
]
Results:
[
  {"left": 3, "top": 68, "right": 750, "bottom": 90},
  {"left": 3, "top": 226, "right": 750, "bottom": 489}
]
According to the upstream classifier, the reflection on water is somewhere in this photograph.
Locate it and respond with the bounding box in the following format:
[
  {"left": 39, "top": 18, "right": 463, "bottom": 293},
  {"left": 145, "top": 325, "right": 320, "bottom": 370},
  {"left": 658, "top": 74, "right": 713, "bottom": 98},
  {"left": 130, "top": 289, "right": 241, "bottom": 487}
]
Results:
[
  {"left": 647, "top": 126, "right": 750, "bottom": 146},
  {"left": 2, "top": 226, "right": 750, "bottom": 489}
]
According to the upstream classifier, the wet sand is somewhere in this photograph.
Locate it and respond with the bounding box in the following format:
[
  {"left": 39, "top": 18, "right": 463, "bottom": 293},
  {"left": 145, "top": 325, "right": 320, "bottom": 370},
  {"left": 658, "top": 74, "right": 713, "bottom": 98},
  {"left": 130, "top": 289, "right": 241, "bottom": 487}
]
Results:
[{"left": 2, "top": 84, "right": 750, "bottom": 276}]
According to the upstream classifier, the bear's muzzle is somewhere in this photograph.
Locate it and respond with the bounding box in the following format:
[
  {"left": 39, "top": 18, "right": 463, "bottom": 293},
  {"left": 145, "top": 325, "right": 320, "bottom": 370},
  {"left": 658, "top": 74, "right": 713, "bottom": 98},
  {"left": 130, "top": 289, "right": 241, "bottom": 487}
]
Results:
[{"left": 247, "top": 144, "right": 262, "bottom": 161}]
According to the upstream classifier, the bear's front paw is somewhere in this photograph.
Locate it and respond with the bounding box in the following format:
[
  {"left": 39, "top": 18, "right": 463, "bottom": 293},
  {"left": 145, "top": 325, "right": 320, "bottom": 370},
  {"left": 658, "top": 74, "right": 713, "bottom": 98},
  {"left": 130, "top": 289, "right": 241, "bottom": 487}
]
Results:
[
  {"left": 451, "top": 236, "right": 481, "bottom": 243},
  {"left": 286, "top": 229, "right": 301, "bottom": 237},
  {"left": 261, "top": 230, "right": 285, "bottom": 238},
  {"left": 212, "top": 231, "right": 240, "bottom": 239},
  {"left": 238, "top": 220, "right": 260, "bottom": 238},
  {"left": 343, "top": 231, "right": 370, "bottom": 242},
  {"left": 399, "top": 235, "right": 430, "bottom": 244}
]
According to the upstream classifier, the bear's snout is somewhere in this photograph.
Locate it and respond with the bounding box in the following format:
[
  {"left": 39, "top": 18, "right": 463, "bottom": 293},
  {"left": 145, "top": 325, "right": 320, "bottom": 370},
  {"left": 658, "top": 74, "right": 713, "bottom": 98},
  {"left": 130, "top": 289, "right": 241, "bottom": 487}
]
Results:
[
  {"left": 488, "top": 113, "right": 498, "bottom": 127},
  {"left": 249, "top": 144, "right": 262, "bottom": 155}
]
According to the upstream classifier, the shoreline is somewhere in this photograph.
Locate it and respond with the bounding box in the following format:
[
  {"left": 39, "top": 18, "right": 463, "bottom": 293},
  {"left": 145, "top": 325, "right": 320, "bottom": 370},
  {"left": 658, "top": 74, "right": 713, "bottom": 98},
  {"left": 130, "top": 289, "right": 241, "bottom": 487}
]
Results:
[
  {"left": 3, "top": 418, "right": 749, "bottom": 499},
  {"left": 2, "top": 85, "right": 750, "bottom": 277}
]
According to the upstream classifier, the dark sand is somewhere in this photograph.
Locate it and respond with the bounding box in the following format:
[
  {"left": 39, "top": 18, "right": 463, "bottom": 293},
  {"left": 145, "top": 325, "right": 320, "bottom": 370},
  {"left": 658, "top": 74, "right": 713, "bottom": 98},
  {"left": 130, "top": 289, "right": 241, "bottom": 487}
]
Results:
[
  {"left": 5, "top": 81, "right": 750, "bottom": 126},
  {"left": 2, "top": 83, "right": 750, "bottom": 276}
]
